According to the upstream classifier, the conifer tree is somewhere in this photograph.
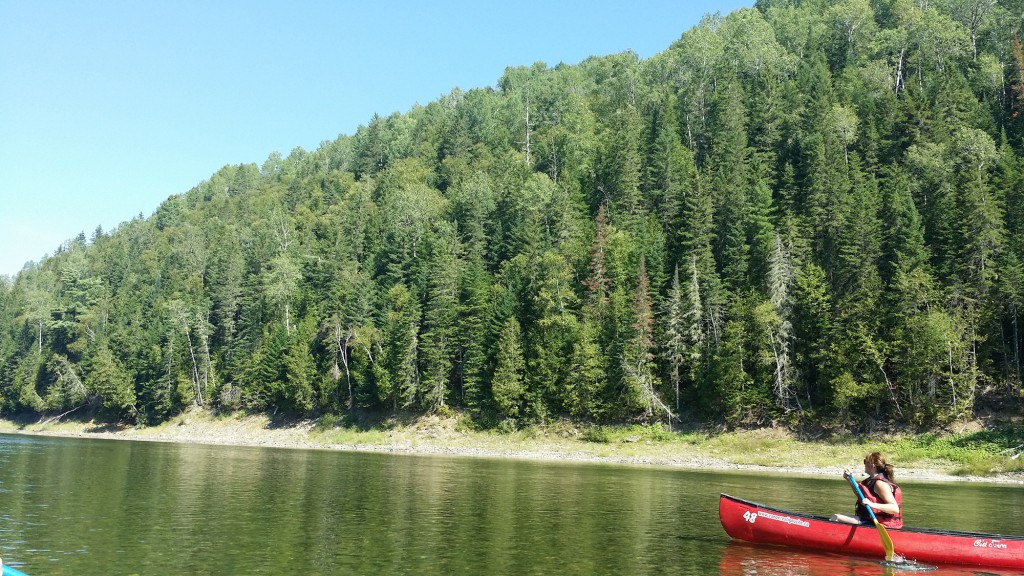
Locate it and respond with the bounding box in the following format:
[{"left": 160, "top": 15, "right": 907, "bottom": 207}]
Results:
[
  {"left": 602, "top": 104, "right": 645, "bottom": 225},
  {"left": 584, "top": 206, "right": 613, "bottom": 311},
  {"left": 380, "top": 283, "right": 421, "bottom": 411},
  {"left": 492, "top": 317, "right": 525, "bottom": 419},
  {"left": 622, "top": 259, "right": 672, "bottom": 423},
  {"left": 661, "top": 263, "right": 704, "bottom": 414},
  {"left": 85, "top": 340, "right": 136, "bottom": 416},
  {"left": 709, "top": 79, "right": 752, "bottom": 294},
  {"left": 791, "top": 261, "right": 832, "bottom": 410},
  {"left": 419, "top": 224, "right": 460, "bottom": 412},
  {"left": 764, "top": 233, "right": 797, "bottom": 411},
  {"left": 564, "top": 315, "right": 608, "bottom": 420},
  {"left": 454, "top": 257, "right": 491, "bottom": 412},
  {"left": 283, "top": 318, "right": 316, "bottom": 414}
]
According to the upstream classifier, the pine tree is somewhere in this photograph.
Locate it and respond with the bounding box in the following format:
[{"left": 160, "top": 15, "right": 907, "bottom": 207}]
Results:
[
  {"left": 954, "top": 130, "right": 1003, "bottom": 301},
  {"left": 791, "top": 261, "right": 832, "bottom": 410},
  {"left": 241, "top": 324, "right": 288, "bottom": 411},
  {"left": 662, "top": 265, "right": 688, "bottom": 414},
  {"left": 706, "top": 317, "right": 753, "bottom": 426},
  {"left": 764, "top": 233, "right": 797, "bottom": 412},
  {"left": 454, "top": 257, "right": 491, "bottom": 412},
  {"left": 283, "top": 319, "right": 316, "bottom": 414},
  {"left": 622, "top": 259, "right": 672, "bottom": 423},
  {"left": 680, "top": 174, "right": 724, "bottom": 349},
  {"left": 584, "top": 206, "right": 613, "bottom": 311},
  {"left": 380, "top": 283, "right": 421, "bottom": 410},
  {"left": 661, "top": 261, "right": 705, "bottom": 415},
  {"left": 86, "top": 344, "right": 136, "bottom": 417},
  {"left": 418, "top": 224, "right": 460, "bottom": 412},
  {"left": 492, "top": 317, "right": 525, "bottom": 419},
  {"left": 997, "top": 250, "right": 1023, "bottom": 397},
  {"left": 709, "top": 78, "right": 753, "bottom": 294},
  {"left": 564, "top": 315, "right": 608, "bottom": 420},
  {"left": 601, "top": 104, "right": 645, "bottom": 225}
]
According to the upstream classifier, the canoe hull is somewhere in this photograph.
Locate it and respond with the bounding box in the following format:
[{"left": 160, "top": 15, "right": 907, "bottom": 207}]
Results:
[
  {"left": 719, "top": 493, "right": 1024, "bottom": 570},
  {"left": 719, "top": 540, "right": 1024, "bottom": 576}
]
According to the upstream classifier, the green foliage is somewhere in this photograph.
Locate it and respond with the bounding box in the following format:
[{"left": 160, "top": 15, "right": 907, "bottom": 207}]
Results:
[
  {"left": 12, "top": 352, "right": 46, "bottom": 412},
  {"left": 582, "top": 425, "right": 612, "bottom": 443},
  {"left": 882, "top": 425, "right": 1024, "bottom": 475},
  {"left": 492, "top": 318, "right": 525, "bottom": 418},
  {"left": 563, "top": 316, "right": 609, "bottom": 420},
  {"left": 3, "top": 1, "right": 1024, "bottom": 432},
  {"left": 283, "top": 319, "right": 316, "bottom": 414},
  {"left": 86, "top": 345, "right": 136, "bottom": 417},
  {"left": 379, "top": 283, "right": 421, "bottom": 410},
  {"left": 581, "top": 423, "right": 675, "bottom": 444}
]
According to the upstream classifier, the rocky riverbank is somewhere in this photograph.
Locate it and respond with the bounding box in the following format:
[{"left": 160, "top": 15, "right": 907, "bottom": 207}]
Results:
[{"left": 1, "top": 411, "right": 1022, "bottom": 485}]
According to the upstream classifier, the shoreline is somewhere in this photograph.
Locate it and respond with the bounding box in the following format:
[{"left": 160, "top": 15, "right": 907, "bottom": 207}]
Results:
[{"left": 2, "top": 413, "right": 1022, "bottom": 485}]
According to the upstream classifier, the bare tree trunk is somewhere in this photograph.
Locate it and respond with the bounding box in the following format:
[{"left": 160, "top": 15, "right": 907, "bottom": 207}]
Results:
[
  {"left": 524, "top": 93, "right": 532, "bottom": 165},
  {"left": 1014, "top": 311, "right": 1021, "bottom": 398},
  {"left": 334, "top": 325, "right": 354, "bottom": 411},
  {"left": 948, "top": 342, "right": 957, "bottom": 413},
  {"left": 40, "top": 404, "right": 84, "bottom": 425},
  {"left": 673, "top": 364, "right": 680, "bottom": 413},
  {"left": 166, "top": 335, "right": 175, "bottom": 402},
  {"left": 894, "top": 50, "right": 905, "bottom": 97},
  {"left": 200, "top": 330, "right": 213, "bottom": 403},
  {"left": 184, "top": 328, "right": 202, "bottom": 407},
  {"left": 339, "top": 348, "right": 352, "bottom": 411}
]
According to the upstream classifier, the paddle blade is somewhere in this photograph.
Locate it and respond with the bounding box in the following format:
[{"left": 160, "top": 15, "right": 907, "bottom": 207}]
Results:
[{"left": 874, "top": 519, "right": 895, "bottom": 562}]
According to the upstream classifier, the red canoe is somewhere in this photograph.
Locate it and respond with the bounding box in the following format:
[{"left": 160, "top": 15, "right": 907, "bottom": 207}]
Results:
[{"left": 719, "top": 493, "right": 1024, "bottom": 570}]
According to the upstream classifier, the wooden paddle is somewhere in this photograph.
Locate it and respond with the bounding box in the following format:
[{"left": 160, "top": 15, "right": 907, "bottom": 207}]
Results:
[{"left": 848, "top": 473, "right": 896, "bottom": 562}]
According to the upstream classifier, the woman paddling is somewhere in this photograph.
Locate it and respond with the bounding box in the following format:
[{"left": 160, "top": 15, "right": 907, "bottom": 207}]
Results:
[{"left": 830, "top": 452, "right": 903, "bottom": 528}]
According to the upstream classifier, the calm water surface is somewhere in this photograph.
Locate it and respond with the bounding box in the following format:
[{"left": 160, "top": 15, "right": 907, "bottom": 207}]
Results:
[{"left": 0, "top": 433, "right": 1021, "bottom": 575}]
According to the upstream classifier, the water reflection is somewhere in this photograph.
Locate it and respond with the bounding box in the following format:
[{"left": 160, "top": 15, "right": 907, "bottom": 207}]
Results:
[
  {"left": 0, "top": 433, "right": 1020, "bottom": 576},
  {"left": 718, "top": 541, "right": 1022, "bottom": 576}
]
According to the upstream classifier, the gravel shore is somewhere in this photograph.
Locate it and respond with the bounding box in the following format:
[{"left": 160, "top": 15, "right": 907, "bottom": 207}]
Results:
[{"left": 2, "top": 413, "right": 1022, "bottom": 485}]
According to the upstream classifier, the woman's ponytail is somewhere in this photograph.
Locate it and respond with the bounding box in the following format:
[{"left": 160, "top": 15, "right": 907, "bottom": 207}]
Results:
[{"left": 883, "top": 463, "right": 895, "bottom": 482}]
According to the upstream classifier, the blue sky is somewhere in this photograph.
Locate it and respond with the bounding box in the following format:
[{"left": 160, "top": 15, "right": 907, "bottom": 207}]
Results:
[{"left": 0, "top": 0, "right": 751, "bottom": 278}]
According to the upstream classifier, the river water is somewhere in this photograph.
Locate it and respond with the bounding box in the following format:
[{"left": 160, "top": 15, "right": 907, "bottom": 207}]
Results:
[{"left": 0, "top": 433, "right": 1020, "bottom": 575}]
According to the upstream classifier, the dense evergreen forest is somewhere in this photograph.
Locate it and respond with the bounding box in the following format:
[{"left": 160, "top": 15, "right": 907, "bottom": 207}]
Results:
[{"left": 3, "top": 0, "right": 1024, "bottom": 429}]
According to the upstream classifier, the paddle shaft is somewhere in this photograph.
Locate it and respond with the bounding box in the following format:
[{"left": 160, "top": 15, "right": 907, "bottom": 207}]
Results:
[
  {"left": 848, "top": 473, "right": 896, "bottom": 562},
  {"left": 2, "top": 563, "right": 31, "bottom": 576},
  {"left": 848, "top": 475, "right": 882, "bottom": 523}
]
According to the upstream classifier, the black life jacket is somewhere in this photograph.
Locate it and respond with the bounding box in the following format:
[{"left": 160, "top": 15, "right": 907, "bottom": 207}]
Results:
[{"left": 855, "top": 474, "right": 903, "bottom": 529}]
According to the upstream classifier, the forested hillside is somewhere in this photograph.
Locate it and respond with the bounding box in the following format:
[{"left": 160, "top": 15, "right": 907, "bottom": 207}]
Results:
[{"left": 2, "top": 0, "right": 1023, "bottom": 429}]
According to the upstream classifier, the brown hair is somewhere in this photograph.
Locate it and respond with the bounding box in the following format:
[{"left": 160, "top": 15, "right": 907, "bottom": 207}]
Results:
[{"left": 864, "top": 452, "right": 895, "bottom": 482}]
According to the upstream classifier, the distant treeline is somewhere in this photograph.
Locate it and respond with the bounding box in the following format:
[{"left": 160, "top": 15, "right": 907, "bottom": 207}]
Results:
[{"left": 2, "top": 0, "right": 1024, "bottom": 428}]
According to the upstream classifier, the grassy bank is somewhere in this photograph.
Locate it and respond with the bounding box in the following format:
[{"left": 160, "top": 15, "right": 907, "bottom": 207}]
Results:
[
  {"left": 2, "top": 410, "right": 1022, "bottom": 482},
  {"left": 308, "top": 411, "right": 1024, "bottom": 478}
]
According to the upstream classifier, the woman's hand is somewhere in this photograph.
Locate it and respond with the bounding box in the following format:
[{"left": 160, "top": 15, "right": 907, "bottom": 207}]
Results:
[{"left": 843, "top": 468, "right": 852, "bottom": 480}]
